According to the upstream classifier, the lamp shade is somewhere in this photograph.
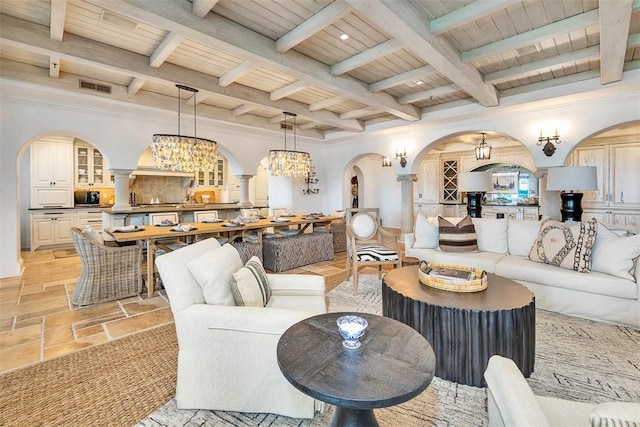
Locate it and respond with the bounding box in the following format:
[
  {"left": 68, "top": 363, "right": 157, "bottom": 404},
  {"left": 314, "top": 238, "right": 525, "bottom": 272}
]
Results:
[
  {"left": 458, "top": 171, "right": 491, "bottom": 192},
  {"left": 546, "top": 166, "right": 597, "bottom": 192}
]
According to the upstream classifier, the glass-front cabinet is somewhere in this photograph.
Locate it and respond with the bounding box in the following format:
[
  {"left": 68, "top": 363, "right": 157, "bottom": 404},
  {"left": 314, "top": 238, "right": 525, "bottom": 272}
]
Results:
[
  {"left": 75, "top": 143, "right": 113, "bottom": 187},
  {"left": 196, "top": 158, "right": 226, "bottom": 188}
]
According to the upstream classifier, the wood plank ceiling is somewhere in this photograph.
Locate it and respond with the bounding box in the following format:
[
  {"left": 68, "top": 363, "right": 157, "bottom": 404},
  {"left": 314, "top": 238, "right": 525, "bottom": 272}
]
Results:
[{"left": 1, "top": 0, "right": 638, "bottom": 140}]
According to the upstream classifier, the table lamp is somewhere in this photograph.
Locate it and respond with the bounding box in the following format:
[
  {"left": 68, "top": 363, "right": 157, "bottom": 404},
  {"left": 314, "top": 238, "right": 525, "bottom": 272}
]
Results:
[
  {"left": 458, "top": 171, "right": 491, "bottom": 218},
  {"left": 546, "top": 166, "right": 597, "bottom": 222}
]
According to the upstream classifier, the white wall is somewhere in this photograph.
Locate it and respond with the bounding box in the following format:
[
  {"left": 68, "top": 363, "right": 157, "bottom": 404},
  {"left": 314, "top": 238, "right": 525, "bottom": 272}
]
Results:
[{"left": 2, "top": 72, "right": 639, "bottom": 278}]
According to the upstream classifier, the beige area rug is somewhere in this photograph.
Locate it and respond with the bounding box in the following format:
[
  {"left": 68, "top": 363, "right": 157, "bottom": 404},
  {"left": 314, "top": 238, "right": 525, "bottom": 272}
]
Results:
[{"left": 2, "top": 275, "right": 638, "bottom": 427}]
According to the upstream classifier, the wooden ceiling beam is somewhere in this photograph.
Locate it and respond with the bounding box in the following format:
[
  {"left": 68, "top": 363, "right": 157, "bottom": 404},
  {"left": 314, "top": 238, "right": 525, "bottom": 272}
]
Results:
[
  {"left": 270, "top": 80, "right": 309, "bottom": 101},
  {"left": 0, "top": 14, "right": 362, "bottom": 132},
  {"left": 192, "top": 0, "right": 219, "bottom": 19},
  {"left": 369, "top": 65, "right": 435, "bottom": 92},
  {"left": 309, "top": 95, "right": 348, "bottom": 111},
  {"left": 150, "top": 31, "right": 184, "bottom": 68},
  {"left": 276, "top": 1, "right": 351, "bottom": 53},
  {"left": 330, "top": 39, "right": 403, "bottom": 76},
  {"left": 88, "top": 0, "right": 419, "bottom": 121},
  {"left": 340, "top": 108, "right": 380, "bottom": 119},
  {"left": 50, "top": 0, "right": 67, "bottom": 41},
  {"left": 429, "top": 0, "right": 518, "bottom": 35},
  {"left": 399, "top": 84, "right": 459, "bottom": 104},
  {"left": 49, "top": 55, "right": 60, "bottom": 78},
  {"left": 0, "top": 58, "right": 325, "bottom": 139},
  {"left": 127, "top": 76, "right": 145, "bottom": 94},
  {"left": 232, "top": 104, "right": 255, "bottom": 116},
  {"left": 599, "top": 0, "right": 633, "bottom": 84},
  {"left": 347, "top": 0, "right": 498, "bottom": 106},
  {"left": 219, "top": 60, "right": 256, "bottom": 87}
]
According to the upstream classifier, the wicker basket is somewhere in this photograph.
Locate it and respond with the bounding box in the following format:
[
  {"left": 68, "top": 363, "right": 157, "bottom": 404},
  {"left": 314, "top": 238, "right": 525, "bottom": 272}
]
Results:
[{"left": 418, "top": 261, "right": 488, "bottom": 293}]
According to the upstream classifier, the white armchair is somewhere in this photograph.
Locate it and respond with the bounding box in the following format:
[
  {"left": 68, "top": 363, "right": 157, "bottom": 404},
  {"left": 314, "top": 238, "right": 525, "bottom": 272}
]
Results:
[
  {"left": 484, "top": 355, "right": 640, "bottom": 427},
  {"left": 155, "top": 238, "right": 326, "bottom": 418}
]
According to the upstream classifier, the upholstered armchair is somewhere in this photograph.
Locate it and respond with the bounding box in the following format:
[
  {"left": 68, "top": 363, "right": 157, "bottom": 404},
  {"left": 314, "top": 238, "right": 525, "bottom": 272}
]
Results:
[
  {"left": 70, "top": 227, "right": 143, "bottom": 305},
  {"left": 485, "top": 355, "right": 640, "bottom": 427},
  {"left": 345, "top": 208, "right": 400, "bottom": 294},
  {"left": 155, "top": 238, "right": 326, "bottom": 418}
]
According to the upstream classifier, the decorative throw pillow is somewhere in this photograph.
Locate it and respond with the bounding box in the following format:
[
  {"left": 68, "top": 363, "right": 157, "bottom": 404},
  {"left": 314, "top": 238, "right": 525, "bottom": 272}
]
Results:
[
  {"left": 413, "top": 214, "right": 439, "bottom": 249},
  {"left": 590, "top": 401, "right": 640, "bottom": 427},
  {"left": 507, "top": 220, "right": 542, "bottom": 256},
  {"left": 187, "top": 243, "right": 243, "bottom": 305},
  {"left": 231, "top": 256, "right": 271, "bottom": 307},
  {"left": 528, "top": 218, "right": 598, "bottom": 273},
  {"left": 591, "top": 222, "right": 640, "bottom": 282},
  {"left": 471, "top": 217, "right": 508, "bottom": 254},
  {"left": 438, "top": 215, "right": 478, "bottom": 252}
]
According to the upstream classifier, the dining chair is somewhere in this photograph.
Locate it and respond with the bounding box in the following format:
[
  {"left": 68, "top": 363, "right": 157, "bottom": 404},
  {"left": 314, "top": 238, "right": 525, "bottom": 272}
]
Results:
[
  {"left": 240, "top": 208, "right": 261, "bottom": 242},
  {"left": 194, "top": 210, "right": 228, "bottom": 244},
  {"left": 345, "top": 208, "right": 400, "bottom": 295},
  {"left": 270, "top": 207, "right": 299, "bottom": 237},
  {"left": 148, "top": 212, "right": 189, "bottom": 252}
]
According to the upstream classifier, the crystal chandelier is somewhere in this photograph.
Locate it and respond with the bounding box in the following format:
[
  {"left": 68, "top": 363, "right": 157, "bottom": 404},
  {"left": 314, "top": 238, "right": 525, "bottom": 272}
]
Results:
[
  {"left": 268, "top": 112, "right": 311, "bottom": 177},
  {"left": 151, "top": 84, "right": 218, "bottom": 172}
]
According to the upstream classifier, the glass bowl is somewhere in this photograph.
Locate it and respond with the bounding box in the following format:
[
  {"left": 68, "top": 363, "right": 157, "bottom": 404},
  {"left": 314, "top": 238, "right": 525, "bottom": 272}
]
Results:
[{"left": 336, "top": 315, "right": 368, "bottom": 349}]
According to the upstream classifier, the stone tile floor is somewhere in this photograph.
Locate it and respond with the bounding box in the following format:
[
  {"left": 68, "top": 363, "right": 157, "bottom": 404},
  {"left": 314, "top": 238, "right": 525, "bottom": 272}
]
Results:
[{"left": 0, "top": 233, "right": 402, "bottom": 374}]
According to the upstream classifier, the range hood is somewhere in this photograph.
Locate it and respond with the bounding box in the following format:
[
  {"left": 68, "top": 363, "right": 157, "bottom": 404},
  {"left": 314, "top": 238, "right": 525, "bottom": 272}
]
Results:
[{"left": 132, "top": 148, "right": 194, "bottom": 177}]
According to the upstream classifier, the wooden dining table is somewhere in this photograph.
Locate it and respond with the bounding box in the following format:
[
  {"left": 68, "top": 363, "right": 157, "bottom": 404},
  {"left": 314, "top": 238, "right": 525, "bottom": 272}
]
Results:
[{"left": 105, "top": 214, "right": 339, "bottom": 297}]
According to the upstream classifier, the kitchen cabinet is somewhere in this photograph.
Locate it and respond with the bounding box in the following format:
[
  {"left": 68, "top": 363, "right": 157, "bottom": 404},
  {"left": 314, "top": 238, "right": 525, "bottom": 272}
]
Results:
[
  {"left": 413, "top": 203, "right": 439, "bottom": 219},
  {"left": 31, "top": 210, "right": 75, "bottom": 250},
  {"left": 30, "top": 138, "right": 73, "bottom": 208},
  {"left": 196, "top": 158, "right": 226, "bottom": 188},
  {"left": 75, "top": 208, "right": 103, "bottom": 232},
  {"left": 75, "top": 143, "right": 112, "bottom": 187},
  {"left": 414, "top": 158, "right": 438, "bottom": 204},
  {"left": 571, "top": 137, "right": 640, "bottom": 233},
  {"left": 482, "top": 205, "right": 539, "bottom": 221},
  {"left": 441, "top": 158, "right": 459, "bottom": 203}
]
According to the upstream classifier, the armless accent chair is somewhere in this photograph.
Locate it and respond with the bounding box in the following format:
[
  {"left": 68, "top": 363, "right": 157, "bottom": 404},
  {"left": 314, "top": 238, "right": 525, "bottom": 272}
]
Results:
[
  {"left": 346, "top": 208, "right": 400, "bottom": 295},
  {"left": 155, "top": 238, "right": 326, "bottom": 418}
]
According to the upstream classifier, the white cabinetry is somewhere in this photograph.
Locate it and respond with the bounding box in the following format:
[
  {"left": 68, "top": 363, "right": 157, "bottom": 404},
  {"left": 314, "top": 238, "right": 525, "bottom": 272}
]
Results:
[
  {"left": 196, "top": 158, "right": 226, "bottom": 188},
  {"left": 31, "top": 210, "right": 75, "bottom": 250},
  {"left": 30, "top": 138, "right": 74, "bottom": 208},
  {"left": 571, "top": 141, "right": 640, "bottom": 232},
  {"left": 75, "top": 143, "right": 112, "bottom": 187},
  {"left": 482, "top": 206, "right": 539, "bottom": 220},
  {"left": 75, "top": 208, "right": 103, "bottom": 231}
]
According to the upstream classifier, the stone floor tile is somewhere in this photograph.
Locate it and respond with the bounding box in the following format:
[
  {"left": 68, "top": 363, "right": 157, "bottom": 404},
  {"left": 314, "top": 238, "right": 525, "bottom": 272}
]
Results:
[
  {"left": 0, "top": 323, "right": 42, "bottom": 351},
  {"left": 0, "top": 341, "right": 41, "bottom": 372},
  {"left": 105, "top": 307, "right": 174, "bottom": 339}
]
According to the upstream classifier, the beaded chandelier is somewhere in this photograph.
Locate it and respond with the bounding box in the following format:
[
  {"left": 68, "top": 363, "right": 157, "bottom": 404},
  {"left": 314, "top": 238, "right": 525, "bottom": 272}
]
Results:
[
  {"left": 151, "top": 84, "right": 218, "bottom": 172},
  {"left": 268, "top": 112, "right": 311, "bottom": 177}
]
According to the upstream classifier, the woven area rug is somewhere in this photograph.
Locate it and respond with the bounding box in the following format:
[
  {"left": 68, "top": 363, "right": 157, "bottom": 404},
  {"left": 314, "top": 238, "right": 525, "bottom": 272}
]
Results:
[{"left": 138, "top": 275, "right": 640, "bottom": 427}]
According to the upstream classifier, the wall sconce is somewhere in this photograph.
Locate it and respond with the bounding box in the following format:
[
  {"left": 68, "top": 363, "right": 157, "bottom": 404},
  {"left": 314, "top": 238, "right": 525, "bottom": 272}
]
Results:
[
  {"left": 538, "top": 129, "right": 561, "bottom": 157},
  {"left": 475, "top": 133, "right": 492, "bottom": 160},
  {"left": 381, "top": 156, "right": 392, "bottom": 167},
  {"left": 395, "top": 148, "right": 407, "bottom": 168}
]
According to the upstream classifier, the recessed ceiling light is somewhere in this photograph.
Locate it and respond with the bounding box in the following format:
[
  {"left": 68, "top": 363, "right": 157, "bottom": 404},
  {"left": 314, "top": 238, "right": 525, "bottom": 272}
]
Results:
[
  {"left": 416, "top": 80, "right": 424, "bottom": 85},
  {"left": 340, "top": 34, "right": 349, "bottom": 41}
]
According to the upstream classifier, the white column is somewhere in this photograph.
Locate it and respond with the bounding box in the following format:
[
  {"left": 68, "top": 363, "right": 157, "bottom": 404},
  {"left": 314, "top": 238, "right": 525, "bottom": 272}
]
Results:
[
  {"left": 237, "top": 175, "right": 253, "bottom": 207},
  {"left": 397, "top": 174, "right": 418, "bottom": 236},
  {"left": 111, "top": 169, "right": 134, "bottom": 212}
]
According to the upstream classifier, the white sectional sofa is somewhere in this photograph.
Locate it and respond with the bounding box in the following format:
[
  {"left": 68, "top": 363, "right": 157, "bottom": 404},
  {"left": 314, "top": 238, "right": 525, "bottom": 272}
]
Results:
[{"left": 405, "top": 215, "right": 640, "bottom": 329}]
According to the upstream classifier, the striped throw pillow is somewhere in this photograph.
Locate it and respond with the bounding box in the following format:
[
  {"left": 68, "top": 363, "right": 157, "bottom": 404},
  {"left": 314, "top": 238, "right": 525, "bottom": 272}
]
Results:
[
  {"left": 438, "top": 215, "right": 478, "bottom": 252},
  {"left": 231, "top": 256, "right": 271, "bottom": 307}
]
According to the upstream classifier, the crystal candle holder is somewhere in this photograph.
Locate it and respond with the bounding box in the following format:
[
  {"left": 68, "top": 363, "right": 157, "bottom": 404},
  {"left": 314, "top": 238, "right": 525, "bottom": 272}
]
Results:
[{"left": 336, "top": 315, "right": 368, "bottom": 349}]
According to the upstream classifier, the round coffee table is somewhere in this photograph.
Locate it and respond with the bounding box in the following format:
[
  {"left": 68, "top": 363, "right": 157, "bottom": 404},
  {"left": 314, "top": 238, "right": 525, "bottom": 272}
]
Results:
[
  {"left": 382, "top": 266, "right": 535, "bottom": 387},
  {"left": 277, "top": 312, "right": 436, "bottom": 427}
]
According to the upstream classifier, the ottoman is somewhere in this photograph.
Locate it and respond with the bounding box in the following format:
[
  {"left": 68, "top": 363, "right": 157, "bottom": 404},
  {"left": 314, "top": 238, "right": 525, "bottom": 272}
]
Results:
[{"left": 263, "top": 233, "right": 334, "bottom": 272}]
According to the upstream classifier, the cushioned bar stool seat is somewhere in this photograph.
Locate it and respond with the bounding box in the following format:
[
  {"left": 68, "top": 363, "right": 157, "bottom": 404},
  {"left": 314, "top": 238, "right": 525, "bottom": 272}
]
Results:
[{"left": 263, "top": 233, "right": 334, "bottom": 272}]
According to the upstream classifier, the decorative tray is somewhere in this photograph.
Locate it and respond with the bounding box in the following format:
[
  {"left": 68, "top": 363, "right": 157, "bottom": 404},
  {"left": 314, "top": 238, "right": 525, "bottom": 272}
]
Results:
[{"left": 418, "top": 261, "right": 487, "bottom": 293}]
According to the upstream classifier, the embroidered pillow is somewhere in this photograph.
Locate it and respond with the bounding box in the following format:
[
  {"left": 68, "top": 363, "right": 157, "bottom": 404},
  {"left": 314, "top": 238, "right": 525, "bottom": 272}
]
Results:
[
  {"left": 82, "top": 226, "right": 104, "bottom": 246},
  {"left": 231, "top": 256, "right": 271, "bottom": 307},
  {"left": 528, "top": 218, "right": 598, "bottom": 272},
  {"left": 590, "top": 402, "right": 640, "bottom": 427},
  {"left": 438, "top": 215, "right": 478, "bottom": 252}
]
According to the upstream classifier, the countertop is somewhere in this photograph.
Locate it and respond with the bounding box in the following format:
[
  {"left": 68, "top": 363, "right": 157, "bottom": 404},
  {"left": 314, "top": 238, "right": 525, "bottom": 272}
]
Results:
[{"left": 31, "top": 203, "right": 269, "bottom": 213}]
